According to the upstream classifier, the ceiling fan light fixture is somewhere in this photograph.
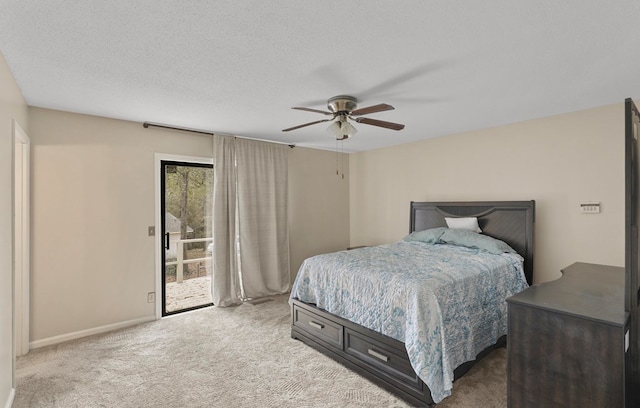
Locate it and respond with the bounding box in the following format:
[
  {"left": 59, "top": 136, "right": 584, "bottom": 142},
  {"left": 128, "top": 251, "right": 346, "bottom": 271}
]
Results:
[
  {"left": 326, "top": 120, "right": 341, "bottom": 136},
  {"left": 341, "top": 120, "right": 357, "bottom": 137},
  {"left": 327, "top": 118, "right": 357, "bottom": 140}
]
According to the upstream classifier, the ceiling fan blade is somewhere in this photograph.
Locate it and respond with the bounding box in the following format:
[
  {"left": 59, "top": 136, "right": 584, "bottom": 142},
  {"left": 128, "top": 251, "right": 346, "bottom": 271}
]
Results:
[
  {"left": 350, "top": 103, "right": 395, "bottom": 116},
  {"left": 357, "top": 61, "right": 449, "bottom": 100},
  {"left": 282, "top": 119, "right": 331, "bottom": 132},
  {"left": 354, "top": 117, "right": 405, "bottom": 131},
  {"left": 292, "top": 107, "right": 333, "bottom": 115}
]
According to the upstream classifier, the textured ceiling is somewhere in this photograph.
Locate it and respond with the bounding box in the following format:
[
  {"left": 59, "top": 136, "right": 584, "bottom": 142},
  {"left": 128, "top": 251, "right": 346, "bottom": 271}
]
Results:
[{"left": 1, "top": 1, "right": 639, "bottom": 152}]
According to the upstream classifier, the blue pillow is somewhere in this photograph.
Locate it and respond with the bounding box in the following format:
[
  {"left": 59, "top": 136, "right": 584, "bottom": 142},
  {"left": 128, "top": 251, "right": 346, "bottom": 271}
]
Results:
[
  {"left": 439, "top": 228, "right": 516, "bottom": 254},
  {"left": 403, "top": 227, "right": 447, "bottom": 244}
]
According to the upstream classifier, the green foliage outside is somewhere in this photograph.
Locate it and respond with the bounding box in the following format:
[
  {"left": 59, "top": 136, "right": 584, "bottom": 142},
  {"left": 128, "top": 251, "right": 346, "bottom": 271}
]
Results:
[{"left": 165, "top": 165, "right": 214, "bottom": 251}]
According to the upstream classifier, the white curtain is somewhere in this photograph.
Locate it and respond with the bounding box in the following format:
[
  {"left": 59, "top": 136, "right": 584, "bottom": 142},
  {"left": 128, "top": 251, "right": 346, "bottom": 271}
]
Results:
[
  {"left": 212, "top": 135, "right": 290, "bottom": 306},
  {"left": 212, "top": 136, "right": 241, "bottom": 306}
]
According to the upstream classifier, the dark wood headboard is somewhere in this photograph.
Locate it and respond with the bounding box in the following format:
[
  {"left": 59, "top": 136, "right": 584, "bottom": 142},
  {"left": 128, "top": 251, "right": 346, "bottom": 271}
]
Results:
[{"left": 410, "top": 201, "right": 535, "bottom": 285}]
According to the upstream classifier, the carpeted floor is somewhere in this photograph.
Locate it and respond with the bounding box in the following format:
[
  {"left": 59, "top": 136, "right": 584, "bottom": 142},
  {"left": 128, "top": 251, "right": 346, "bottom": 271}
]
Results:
[{"left": 14, "top": 294, "right": 507, "bottom": 407}]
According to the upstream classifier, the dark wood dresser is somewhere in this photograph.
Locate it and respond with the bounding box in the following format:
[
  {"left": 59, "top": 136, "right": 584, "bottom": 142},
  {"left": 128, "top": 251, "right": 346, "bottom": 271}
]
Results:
[{"left": 506, "top": 262, "right": 630, "bottom": 407}]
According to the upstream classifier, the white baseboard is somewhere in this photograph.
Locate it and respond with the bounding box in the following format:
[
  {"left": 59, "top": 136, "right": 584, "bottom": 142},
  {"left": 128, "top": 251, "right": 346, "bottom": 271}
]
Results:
[
  {"left": 4, "top": 387, "right": 15, "bottom": 408},
  {"left": 29, "top": 316, "right": 156, "bottom": 349}
]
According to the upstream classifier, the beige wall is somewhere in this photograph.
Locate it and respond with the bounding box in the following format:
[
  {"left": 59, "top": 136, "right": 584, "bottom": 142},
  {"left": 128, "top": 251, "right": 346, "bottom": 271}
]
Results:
[
  {"left": 350, "top": 103, "right": 625, "bottom": 284},
  {"left": 289, "top": 147, "right": 350, "bottom": 278},
  {"left": 28, "top": 108, "right": 211, "bottom": 342},
  {"left": 28, "top": 108, "right": 350, "bottom": 343},
  {"left": 0, "top": 51, "right": 29, "bottom": 407}
]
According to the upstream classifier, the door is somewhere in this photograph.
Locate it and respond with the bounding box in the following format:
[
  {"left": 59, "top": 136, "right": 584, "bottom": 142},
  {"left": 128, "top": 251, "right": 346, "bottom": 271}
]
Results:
[{"left": 160, "top": 160, "right": 214, "bottom": 316}]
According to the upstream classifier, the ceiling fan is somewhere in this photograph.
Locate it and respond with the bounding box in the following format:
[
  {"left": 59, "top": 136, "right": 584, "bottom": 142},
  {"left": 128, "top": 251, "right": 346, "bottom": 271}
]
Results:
[{"left": 282, "top": 95, "right": 405, "bottom": 140}]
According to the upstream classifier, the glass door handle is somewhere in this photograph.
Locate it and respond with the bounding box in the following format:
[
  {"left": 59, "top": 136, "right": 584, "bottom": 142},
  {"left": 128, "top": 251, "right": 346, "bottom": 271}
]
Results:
[{"left": 165, "top": 232, "right": 170, "bottom": 250}]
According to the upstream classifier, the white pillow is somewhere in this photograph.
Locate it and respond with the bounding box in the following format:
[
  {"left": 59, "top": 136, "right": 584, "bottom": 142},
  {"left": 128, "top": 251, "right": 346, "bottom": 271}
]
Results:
[{"left": 445, "top": 217, "right": 482, "bottom": 233}]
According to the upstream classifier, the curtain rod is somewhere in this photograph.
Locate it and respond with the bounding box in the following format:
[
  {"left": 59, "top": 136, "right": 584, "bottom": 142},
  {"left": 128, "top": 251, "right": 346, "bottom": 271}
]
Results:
[{"left": 142, "top": 121, "right": 295, "bottom": 148}]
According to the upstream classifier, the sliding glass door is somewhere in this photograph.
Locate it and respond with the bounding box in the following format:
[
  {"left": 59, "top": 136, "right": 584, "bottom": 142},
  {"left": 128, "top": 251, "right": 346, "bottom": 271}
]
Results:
[{"left": 160, "top": 160, "right": 214, "bottom": 316}]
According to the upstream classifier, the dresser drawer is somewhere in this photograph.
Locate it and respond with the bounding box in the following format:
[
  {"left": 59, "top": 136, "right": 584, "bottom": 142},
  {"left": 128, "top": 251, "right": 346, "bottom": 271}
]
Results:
[
  {"left": 345, "top": 329, "right": 422, "bottom": 390},
  {"left": 292, "top": 305, "right": 343, "bottom": 348}
]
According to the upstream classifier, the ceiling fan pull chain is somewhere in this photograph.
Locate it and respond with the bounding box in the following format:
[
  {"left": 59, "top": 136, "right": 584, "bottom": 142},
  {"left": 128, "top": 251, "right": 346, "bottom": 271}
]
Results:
[
  {"left": 336, "top": 138, "right": 339, "bottom": 176},
  {"left": 341, "top": 139, "right": 345, "bottom": 179}
]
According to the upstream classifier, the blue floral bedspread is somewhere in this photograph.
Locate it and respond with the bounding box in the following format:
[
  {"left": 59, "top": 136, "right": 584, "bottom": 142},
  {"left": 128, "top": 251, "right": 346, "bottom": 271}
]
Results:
[{"left": 289, "top": 241, "right": 528, "bottom": 403}]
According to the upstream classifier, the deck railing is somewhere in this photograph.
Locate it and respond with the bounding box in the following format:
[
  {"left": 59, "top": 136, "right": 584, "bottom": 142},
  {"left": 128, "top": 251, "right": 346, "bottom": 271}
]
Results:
[{"left": 166, "top": 237, "right": 213, "bottom": 283}]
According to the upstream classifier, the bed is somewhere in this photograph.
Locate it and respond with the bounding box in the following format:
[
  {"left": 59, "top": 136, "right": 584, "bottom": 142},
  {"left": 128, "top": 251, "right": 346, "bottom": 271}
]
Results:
[{"left": 289, "top": 201, "right": 535, "bottom": 406}]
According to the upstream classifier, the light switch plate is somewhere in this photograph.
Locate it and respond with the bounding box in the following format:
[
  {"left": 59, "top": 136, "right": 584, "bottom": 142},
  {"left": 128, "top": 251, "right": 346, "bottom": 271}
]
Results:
[{"left": 148, "top": 226, "right": 155, "bottom": 236}]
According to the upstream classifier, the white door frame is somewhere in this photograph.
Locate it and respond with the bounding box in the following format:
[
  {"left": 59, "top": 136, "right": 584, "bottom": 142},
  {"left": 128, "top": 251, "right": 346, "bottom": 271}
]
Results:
[
  {"left": 13, "top": 120, "right": 30, "bottom": 356},
  {"left": 154, "top": 153, "right": 213, "bottom": 319}
]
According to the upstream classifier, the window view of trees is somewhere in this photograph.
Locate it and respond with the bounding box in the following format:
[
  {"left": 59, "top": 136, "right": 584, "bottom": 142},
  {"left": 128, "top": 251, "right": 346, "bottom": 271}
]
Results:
[{"left": 164, "top": 164, "right": 213, "bottom": 282}]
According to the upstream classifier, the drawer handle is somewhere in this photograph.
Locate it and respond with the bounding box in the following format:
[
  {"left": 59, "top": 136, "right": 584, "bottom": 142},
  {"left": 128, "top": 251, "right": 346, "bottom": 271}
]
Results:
[
  {"left": 308, "top": 321, "right": 324, "bottom": 330},
  {"left": 367, "top": 348, "right": 389, "bottom": 362}
]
